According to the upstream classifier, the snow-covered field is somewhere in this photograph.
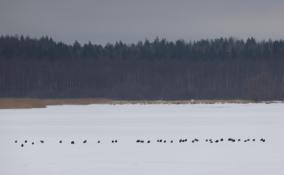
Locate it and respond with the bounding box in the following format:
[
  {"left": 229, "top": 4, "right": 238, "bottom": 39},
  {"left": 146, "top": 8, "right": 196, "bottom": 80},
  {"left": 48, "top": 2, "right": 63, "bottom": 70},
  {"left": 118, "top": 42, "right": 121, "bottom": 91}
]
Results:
[{"left": 0, "top": 103, "right": 284, "bottom": 175}]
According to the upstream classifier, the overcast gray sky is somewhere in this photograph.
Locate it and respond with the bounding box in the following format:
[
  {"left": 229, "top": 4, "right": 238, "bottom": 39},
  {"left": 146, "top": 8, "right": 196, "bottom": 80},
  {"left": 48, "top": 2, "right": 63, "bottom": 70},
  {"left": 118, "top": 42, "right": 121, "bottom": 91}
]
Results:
[{"left": 1, "top": 0, "right": 284, "bottom": 44}]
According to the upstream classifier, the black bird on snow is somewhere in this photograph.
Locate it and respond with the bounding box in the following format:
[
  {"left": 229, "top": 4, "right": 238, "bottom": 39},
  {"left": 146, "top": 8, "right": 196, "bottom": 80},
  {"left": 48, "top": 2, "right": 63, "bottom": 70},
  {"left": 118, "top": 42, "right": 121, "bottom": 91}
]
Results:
[
  {"left": 40, "top": 140, "right": 44, "bottom": 143},
  {"left": 71, "top": 141, "right": 75, "bottom": 144},
  {"left": 260, "top": 138, "right": 266, "bottom": 142},
  {"left": 112, "top": 140, "right": 118, "bottom": 143},
  {"left": 136, "top": 140, "right": 140, "bottom": 143},
  {"left": 220, "top": 138, "right": 224, "bottom": 142},
  {"left": 192, "top": 138, "right": 198, "bottom": 143},
  {"left": 97, "top": 140, "right": 101, "bottom": 144},
  {"left": 147, "top": 140, "right": 151, "bottom": 143},
  {"left": 83, "top": 140, "right": 87, "bottom": 144},
  {"left": 215, "top": 140, "right": 219, "bottom": 143},
  {"left": 32, "top": 142, "right": 34, "bottom": 145},
  {"left": 228, "top": 138, "right": 236, "bottom": 142},
  {"left": 24, "top": 140, "right": 28, "bottom": 143},
  {"left": 59, "top": 140, "right": 62, "bottom": 144},
  {"left": 21, "top": 144, "right": 24, "bottom": 147},
  {"left": 170, "top": 140, "right": 173, "bottom": 143},
  {"left": 14, "top": 140, "right": 18, "bottom": 143}
]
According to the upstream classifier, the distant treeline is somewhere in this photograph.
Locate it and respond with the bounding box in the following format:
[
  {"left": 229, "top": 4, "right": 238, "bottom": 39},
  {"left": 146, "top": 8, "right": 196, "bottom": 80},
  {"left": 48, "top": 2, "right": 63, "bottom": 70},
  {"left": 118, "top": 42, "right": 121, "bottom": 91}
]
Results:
[{"left": 0, "top": 35, "right": 284, "bottom": 100}]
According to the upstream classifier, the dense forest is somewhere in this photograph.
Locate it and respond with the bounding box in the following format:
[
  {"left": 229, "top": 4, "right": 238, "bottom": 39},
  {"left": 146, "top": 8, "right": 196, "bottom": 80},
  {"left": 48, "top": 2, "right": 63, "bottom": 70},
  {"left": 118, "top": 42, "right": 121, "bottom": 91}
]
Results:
[{"left": 0, "top": 35, "right": 284, "bottom": 100}]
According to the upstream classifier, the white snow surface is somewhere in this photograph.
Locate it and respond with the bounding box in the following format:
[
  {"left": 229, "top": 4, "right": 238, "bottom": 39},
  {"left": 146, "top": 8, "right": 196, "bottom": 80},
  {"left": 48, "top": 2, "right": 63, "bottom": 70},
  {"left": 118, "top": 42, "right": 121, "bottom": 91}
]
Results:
[{"left": 0, "top": 103, "right": 284, "bottom": 175}]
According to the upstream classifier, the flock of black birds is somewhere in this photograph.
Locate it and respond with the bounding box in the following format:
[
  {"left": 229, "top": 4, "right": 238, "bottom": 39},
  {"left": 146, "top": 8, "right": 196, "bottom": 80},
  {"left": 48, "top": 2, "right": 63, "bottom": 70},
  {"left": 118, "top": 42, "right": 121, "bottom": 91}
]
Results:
[{"left": 14, "top": 138, "right": 266, "bottom": 148}]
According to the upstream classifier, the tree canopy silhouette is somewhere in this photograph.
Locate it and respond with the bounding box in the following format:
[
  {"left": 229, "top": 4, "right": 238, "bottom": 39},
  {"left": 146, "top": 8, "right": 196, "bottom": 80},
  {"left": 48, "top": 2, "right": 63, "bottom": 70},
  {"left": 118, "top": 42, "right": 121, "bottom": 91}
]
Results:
[{"left": 0, "top": 35, "right": 284, "bottom": 100}]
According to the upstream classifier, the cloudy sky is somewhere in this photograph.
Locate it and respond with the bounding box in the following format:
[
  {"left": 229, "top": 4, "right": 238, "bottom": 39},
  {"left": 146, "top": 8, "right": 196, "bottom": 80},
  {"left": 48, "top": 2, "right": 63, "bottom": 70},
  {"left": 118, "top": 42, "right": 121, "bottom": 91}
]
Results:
[{"left": 1, "top": 0, "right": 284, "bottom": 44}]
